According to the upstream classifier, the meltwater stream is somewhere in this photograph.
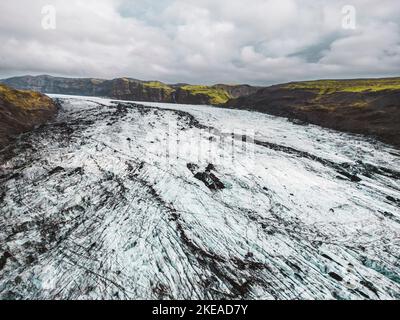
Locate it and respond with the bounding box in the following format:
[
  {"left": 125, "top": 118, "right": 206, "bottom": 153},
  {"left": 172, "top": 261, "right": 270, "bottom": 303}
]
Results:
[{"left": 0, "top": 96, "right": 399, "bottom": 300}]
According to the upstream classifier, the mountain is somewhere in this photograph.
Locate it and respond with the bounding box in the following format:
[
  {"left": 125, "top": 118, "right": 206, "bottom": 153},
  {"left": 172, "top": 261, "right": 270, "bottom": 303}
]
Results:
[
  {"left": 0, "top": 84, "right": 57, "bottom": 148},
  {"left": 2, "top": 75, "right": 399, "bottom": 148},
  {"left": 0, "top": 75, "right": 260, "bottom": 105},
  {"left": 225, "top": 78, "right": 400, "bottom": 148}
]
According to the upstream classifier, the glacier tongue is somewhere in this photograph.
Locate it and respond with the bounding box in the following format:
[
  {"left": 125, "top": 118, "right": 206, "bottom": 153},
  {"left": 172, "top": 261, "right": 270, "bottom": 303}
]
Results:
[{"left": 0, "top": 95, "right": 399, "bottom": 300}]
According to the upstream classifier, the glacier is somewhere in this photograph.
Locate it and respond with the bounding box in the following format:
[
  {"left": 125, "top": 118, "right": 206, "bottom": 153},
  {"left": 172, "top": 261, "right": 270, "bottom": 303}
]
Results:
[{"left": 0, "top": 95, "right": 399, "bottom": 300}]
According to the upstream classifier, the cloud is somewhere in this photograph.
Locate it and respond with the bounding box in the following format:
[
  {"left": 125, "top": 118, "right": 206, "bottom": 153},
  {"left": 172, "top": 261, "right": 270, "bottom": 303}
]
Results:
[{"left": 0, "top": 0, "right": 399, "bottom": 85}]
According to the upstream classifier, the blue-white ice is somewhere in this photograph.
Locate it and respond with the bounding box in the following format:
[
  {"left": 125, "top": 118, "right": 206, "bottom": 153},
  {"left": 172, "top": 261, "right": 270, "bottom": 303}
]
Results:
[{"left": 0, "top": 95, "right": 399, "bottom": 300}]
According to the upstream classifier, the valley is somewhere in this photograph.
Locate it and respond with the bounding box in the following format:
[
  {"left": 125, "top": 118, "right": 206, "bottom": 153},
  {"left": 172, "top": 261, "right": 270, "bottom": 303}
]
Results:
[{"left": 0, "top": 95, "right": 399, "bottom": 299}]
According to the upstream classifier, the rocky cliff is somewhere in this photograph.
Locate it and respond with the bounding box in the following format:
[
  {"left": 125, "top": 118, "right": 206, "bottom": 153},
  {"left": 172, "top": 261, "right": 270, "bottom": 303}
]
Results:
[
  {"left": 225, "top": 78, "right": 400, "bottom": 148},
  {"left": 1, "top": 75, "right": 260, "bottom": 105},
  {"left": 0, "top": 84, "right": 57, "bottom": 148}
]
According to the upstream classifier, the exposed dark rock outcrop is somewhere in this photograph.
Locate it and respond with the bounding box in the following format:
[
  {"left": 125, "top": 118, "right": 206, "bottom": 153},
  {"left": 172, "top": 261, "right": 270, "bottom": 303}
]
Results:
[
  {"left": 0, "top": 84, "right": 57, "bottom": 148},
  {"left": 187, "top": 163, "right": 225, "bottom": 190}
]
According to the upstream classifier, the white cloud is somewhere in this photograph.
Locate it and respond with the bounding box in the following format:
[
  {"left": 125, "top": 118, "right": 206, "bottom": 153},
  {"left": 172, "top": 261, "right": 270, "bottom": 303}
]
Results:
[{"left": 0, "top": 0, "right": 399, "bottom": 85}]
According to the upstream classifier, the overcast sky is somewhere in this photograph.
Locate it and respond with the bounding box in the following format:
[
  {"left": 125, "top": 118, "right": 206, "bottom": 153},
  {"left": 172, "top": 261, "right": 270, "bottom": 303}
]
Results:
[{"left": 0, "top": 0, "right": 399, "bottom": 85}]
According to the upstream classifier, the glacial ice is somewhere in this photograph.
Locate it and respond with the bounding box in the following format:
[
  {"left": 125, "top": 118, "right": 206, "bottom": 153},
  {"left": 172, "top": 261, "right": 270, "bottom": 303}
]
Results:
[{"left": 0, "top": 95, "right": 399, "bottom": 300}]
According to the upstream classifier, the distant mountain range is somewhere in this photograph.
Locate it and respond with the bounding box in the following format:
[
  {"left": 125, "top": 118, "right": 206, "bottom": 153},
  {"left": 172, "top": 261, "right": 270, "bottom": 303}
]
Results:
[
  {"left": 227, "top": 77, "right": 400, "bottom": 148},
  {"left": 0, "top": 75, "right": 260, "bottom": 105},
  {"left": 1, "top": 75, "right": 399, "bottom": 148}
]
